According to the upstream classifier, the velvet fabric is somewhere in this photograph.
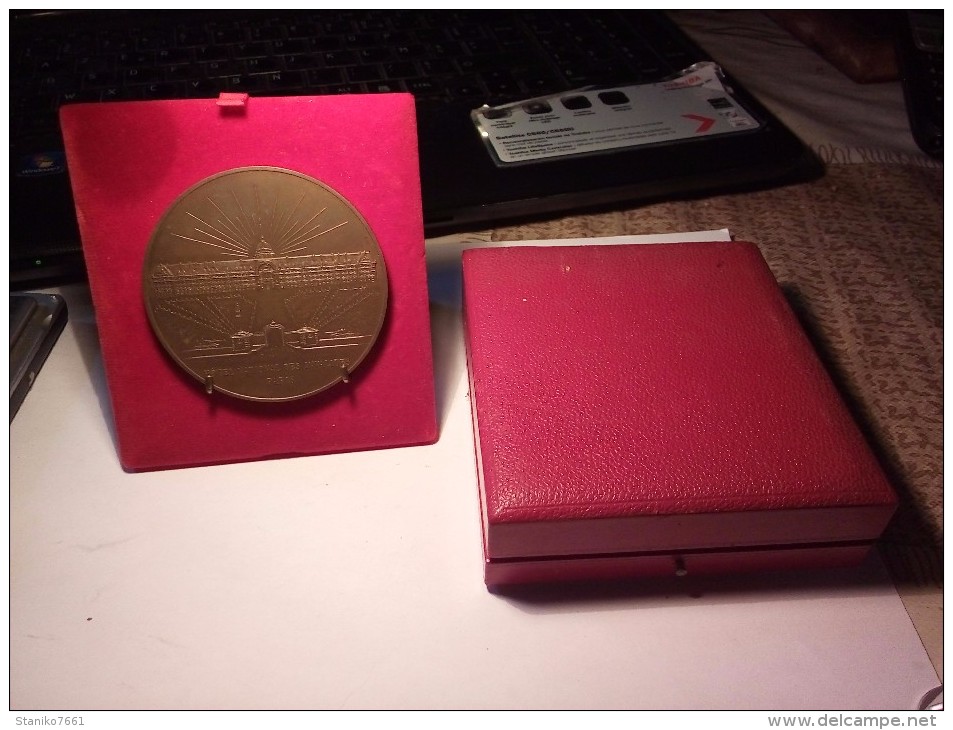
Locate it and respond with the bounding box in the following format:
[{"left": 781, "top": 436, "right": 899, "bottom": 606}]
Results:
[{"left": 61, "top": 94, "right": 437, "bottom": 470}]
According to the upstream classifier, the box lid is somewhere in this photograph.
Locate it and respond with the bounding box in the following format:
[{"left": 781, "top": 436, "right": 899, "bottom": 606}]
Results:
[{"left": 462, "top": 242, "right": 897, "bottom": 561}]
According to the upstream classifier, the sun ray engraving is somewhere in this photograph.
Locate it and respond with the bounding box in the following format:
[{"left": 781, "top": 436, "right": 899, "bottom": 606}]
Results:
[
  {"left": 283, "top": 288, "right": 335, "bottom": 328},
  {"left": 185, "top": 211, "right": 248, "bottom": 253},
  {"left": 157, "top": 297, "right": 234, "bottom": 337},
  {"left": 280, "top": 207, "right": 326, "bottom": 250},
  {"left": 229, "top": 187, "right": 260, "bottom": 248},
  {"left": 253, "top": 185, "right": 263, "bottom": 247},
  {"left": 168, "top": 234, "right": 249, "bottom": 257},
  {"left": 208, "top": 196, "right": 255, "bottom": 251},
  {"left": 315, "top": 289, "right": 375, "bottom": 329},
  {"left": 286, "top": 219, "right": 349, "bottom": 250},
  {"left": 272, "top": 191, "right": 308, "bottom": 254}
]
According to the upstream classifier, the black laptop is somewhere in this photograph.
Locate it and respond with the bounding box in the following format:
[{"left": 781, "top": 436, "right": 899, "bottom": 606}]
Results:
[{"left": 10, "top": 9, "right": 818, "bottom": 289}]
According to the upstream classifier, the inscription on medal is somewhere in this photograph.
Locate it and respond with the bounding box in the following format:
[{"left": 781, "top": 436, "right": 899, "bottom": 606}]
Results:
[{"left": 142, "top": 167, "right": 388, "bottom": 401}]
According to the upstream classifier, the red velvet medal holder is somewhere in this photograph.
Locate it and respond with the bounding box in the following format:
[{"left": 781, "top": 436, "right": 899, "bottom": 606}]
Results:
[
  {"left": 462, "top": 242, "right": 897, "bottom": 586},
  {"left": 61, "top": 94, "right": 437, "bottom": 471}
]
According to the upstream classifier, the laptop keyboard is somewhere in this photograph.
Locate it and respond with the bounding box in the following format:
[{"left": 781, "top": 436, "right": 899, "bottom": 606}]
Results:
[{"left": 12, "top": 10, "right": 700, "bottom": 140}]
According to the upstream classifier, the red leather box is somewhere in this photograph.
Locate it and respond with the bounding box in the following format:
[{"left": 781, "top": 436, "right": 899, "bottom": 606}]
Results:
[
  {"left": 462, "top": 242, "right": 897, "bottom": 586},
  {"left": 61, "top": 94, "right": 437, "bottom": 471}
]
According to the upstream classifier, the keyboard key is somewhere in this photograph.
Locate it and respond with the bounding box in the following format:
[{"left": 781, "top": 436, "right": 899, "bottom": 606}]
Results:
[
  {"left": 406, "top": 77, "right": 443, "bottom": 96},
  {"left": 75, "top": 55, "right": 114, "bottom": 74},
  {"left": 58, "top": 89, "right": 101, "bottom": 106},
  {"left": 211, "top": 26, "right": 246, "bottom": 45},
  {"left": 308, "top": 68, "right": 344, "bottom": 85},
  {"left": 123, "top": 66, "right": 161, "bottom": 84},
  {"left": 244, "top": 57, "right": 282, "bottom": 75},
  {"left": 165, "top": 62, "right": 200, "bottom": 81},
  {"left": 284, "top": 54, "right": 318, "bottom": 71},
  {"left": 99, "top": 86, "right": 133, "bottom": 101},
  {"left": 311, "top": 37, "right": 343, "bottom": 52},
  {"left": 420, "top": 58, "right": 454, "bottom": 76},
  {"left": 176, "top": 26, "right": 210, "bottom": 46},
  {"left": 368, "top": 80, "right": 404, "bottom": 93},
  {"left": 222, "top": 74, "right": 269, "bottom": 92},
  {"left": 395, "top": 44, "right": 426, "bottom": 60},
  {"left": 184, "top": 78, "right": 219, "bottom": 97},
  {"left": 446, "top": 77, "right": 485, "bottom": 99},
  {"left": 80, "top": 70, "right": 119, "bottom": 88},
  {"left": 360, "top": 47, "right": 392, "bottom": 63},
  {"left": 383, "top": 61, "right": 417, "bottom": 78},
  {"left": 347, "top": 64, "right": 381, "bottom": 83},
  {"left": 117, "top": 52, "right": 154, "bottom": 68},
  {"left": 272, "top": 38, "right": 311, "bottom": 54},
  {"left": 204, "top": 60, "right": 243, "bottom": 78},
  {"left": 136, "top": 30, "right": 174, "bottom": 51},
  {"left": 323, "top": 50, "right": 359, "bottom": 66},
  {"left": 263, "top": 70, "right": 307, "bottom": 91},
  {"left": 248, "top": 26, "right": 283, "bottom": 42},
  {"left": 483, "top": 71, "right": 519, "bottom": 97},
  {"left": 132, "top": 81, "right": 187, "bottom": 99},
  {"left": 233, "top": 42, "right": 270, "bottom": 59},
  {"left": 194, "top": 45, "right": 229, "bottom": 63},
  {"left": 323, "top": 83, "right": 365, "bottom": 95},
  {"left": 156, "top": 48, "right": 193, "bottom": 65}
]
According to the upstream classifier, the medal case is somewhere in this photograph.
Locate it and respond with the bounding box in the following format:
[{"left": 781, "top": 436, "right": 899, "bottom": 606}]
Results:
[
  {"left": 462, "top": 242, "right": 897, "bottom": 586},
  {"left": 60, "top": 94, "right": 438, "bottom": 471}
]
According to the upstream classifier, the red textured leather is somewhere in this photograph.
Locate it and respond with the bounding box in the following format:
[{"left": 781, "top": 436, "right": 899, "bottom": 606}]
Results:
[
  {"left": 61, "top": 94, "right": 437, "bottom": 470},
  {"left": 462, "top": 242, "right": 897, "bottom": 582}
]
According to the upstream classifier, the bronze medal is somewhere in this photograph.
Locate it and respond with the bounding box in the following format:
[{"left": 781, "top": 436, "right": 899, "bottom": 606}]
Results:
[{"left": 142, "top": 167, "right": 388, "bottom": 402}]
